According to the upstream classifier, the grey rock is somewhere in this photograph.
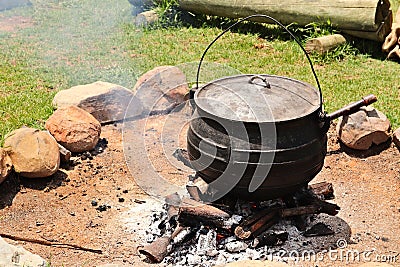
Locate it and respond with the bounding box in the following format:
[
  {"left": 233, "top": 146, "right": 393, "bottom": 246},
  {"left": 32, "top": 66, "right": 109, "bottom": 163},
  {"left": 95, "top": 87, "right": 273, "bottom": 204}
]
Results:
[
  {"left": 52, "top": 81, "right": 141, "bottom": 124},
  {"left": 336, "top": 106, "right": 391, "bottom": 150},
  {"left": 0, "top": 236, "right": 47, "bottom": 266}
]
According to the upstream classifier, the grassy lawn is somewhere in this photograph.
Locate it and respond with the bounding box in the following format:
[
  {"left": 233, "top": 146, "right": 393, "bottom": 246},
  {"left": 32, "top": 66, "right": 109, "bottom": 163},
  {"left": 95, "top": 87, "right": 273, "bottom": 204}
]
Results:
[{"left": 0, "top": 0, "right": 399, "bottom": 144}]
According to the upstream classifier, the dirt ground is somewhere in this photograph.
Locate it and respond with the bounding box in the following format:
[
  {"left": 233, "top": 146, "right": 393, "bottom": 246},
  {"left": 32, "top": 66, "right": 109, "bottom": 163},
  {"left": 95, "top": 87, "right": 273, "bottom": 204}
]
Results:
[{"left": 0, "top": 111, "right": 399, "bottom": 267}]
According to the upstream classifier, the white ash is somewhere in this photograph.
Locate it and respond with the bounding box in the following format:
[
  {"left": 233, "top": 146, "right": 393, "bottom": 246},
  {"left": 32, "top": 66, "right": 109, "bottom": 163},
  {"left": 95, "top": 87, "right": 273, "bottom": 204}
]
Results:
[
  {"left": 223, "top": 214, "right": 242, "bottom": 228},
  {"left": 225, "top": 241, "right": 248, "bottom": 253},
  {"left": 196, "top": 227, "right": 217, "bottom": 256},
  {"left": 140, "top": 199, "right": 349, "bottom": 267}
]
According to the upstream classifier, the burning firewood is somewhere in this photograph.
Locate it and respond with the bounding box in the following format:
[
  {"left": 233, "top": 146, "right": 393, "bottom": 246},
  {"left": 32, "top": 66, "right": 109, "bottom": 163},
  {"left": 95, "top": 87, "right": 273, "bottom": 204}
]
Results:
[
  {"left": 138, "top": 225, "right": 188, "bottom": 263},
  {"left": 178, "top": 198, "right": 231, "bottom": 230},
  {"left": 234, "top": 197, "right": 339, "bottom": 240},
  {"left": 309, "top": 181, "right": 334, "bottom": 200},
  {"left": 234, "top": 210, "right": 278, "bottom": 239}
]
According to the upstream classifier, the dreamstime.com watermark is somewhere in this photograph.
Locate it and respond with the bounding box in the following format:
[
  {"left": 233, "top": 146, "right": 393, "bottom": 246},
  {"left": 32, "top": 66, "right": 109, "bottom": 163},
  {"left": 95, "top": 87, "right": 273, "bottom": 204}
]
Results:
[{"left": 264, "top": 239, "right": 399, "bottom": 264}]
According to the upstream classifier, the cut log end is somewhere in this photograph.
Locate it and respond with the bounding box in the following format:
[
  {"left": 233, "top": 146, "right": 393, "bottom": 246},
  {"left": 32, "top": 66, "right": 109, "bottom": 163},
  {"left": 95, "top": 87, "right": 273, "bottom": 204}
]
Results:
[{"left": 305, "top": 34, "right": 347, "bottom": 54}]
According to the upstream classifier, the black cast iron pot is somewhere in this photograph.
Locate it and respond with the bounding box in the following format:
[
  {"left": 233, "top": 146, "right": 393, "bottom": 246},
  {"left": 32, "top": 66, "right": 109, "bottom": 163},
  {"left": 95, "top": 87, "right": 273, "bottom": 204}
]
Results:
[{"left": 187, "top": 15, "right": 377, "bottom": 201}]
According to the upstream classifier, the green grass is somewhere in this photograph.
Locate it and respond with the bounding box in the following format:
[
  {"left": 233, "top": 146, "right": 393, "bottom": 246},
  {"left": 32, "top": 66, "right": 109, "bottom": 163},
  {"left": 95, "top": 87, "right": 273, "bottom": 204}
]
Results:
[
  {"left": 0, "top": 54, "right": 59, "bottom": 144},
  {"left": 126, "top": 25, "right": 400, "bottom": 126},
  {"left": 0, "top": 0, "right": 399, "bottom": 145}
]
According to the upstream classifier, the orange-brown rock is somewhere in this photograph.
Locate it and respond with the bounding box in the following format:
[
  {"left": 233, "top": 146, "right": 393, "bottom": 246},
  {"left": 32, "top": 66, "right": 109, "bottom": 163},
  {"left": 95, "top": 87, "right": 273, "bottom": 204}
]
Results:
[
  {"left": 336, "top": 106, "right": 391, "bottom": 150},
  {"left": 4, "top": 127, "right": 60, "bottom": 178},
  {"left": 46, "top": 106, "right": 101, "bottom": 153},
  {"left": 52, "top": 81, "right": 139, "bottom": 124},
  {"left": 133, "top": 66, "right": 189, "bottom": 114},
  {"left": 0, "top": 148, "right": 12, "bottom": 184}
]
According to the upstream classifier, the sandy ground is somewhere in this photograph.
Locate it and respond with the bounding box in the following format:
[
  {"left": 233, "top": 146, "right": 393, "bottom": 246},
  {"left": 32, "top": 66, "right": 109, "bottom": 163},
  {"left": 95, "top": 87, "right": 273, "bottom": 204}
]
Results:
[{"left": 0, "top": 112, "right": 399, "bottom": 267}]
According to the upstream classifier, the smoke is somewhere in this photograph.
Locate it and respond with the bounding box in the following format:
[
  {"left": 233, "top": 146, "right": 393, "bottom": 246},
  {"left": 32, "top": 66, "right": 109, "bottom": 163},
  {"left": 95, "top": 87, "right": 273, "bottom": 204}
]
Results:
[{"left": 1, "top": 0, "right": 138, "bottom": 88}]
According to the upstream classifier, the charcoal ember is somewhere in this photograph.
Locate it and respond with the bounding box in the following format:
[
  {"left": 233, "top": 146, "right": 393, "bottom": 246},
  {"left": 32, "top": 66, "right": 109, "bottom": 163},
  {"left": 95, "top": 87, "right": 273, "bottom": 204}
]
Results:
[
  {"left": 303, "top": 222, "right": 334, "bottom": 237},
  {"left": 251, "top": 231, "right": 289, "bottom": 248},
  {"left": 225, "top": 241, "right": 249, "bottom": 253},
  {"left": 196, "top": 227, "right": 217, "bottom": 256},
  {"left": 235, "top": 201, "right": 253, "bottom": 217}
]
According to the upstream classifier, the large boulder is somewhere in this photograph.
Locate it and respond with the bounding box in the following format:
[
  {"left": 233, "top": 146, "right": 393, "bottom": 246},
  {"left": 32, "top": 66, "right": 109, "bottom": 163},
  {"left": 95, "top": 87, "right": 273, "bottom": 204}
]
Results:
[
  {"left": 4, "top": 128, "right": 60, "bottom": 178},
  {"left": 336, "top": 106, "right": 391, "bottom": 150},
  {"left": 52, "top": 81, "right": 141, "bottom": 124},
  {"left": 45, "top": 106, "right": 101, "bottom": 153},
  {"left": 0, "top": 148, "right": 12, "bottom": 184},
  {"left": 133, "top": 66, "right": 189, "bottom": 115}
]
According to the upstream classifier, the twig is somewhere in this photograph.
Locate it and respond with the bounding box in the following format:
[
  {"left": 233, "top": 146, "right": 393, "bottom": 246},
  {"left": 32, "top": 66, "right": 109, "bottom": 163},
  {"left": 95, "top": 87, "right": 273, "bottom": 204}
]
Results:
[{"left": 0, "top": 233, "right": 102, "bottom": 254}]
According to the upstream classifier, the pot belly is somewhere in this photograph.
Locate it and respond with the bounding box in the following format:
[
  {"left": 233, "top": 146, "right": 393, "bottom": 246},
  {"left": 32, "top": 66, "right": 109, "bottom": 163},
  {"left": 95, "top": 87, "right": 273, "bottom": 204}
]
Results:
[{"left": 187, "top": 116, "right": 327, "bottom": 200}]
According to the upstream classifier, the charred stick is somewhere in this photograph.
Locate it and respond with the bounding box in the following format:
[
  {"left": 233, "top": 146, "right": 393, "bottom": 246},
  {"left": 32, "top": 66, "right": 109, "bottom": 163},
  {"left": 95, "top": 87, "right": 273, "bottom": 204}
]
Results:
[
  {"left": 309, "top": 182, "right": 334, "bottom": 200},
  {"left": 235, "top": 210, "right": 278, "bottom": 240},
  {"left": 0, "top": 233, "right": 102, "bottom": 254},
  {"left": 280, "top": 205, "right": 320, "bottom": 217},
  {"left": 312, "top": 198, "right": 340, "bottom": 216},
  {"left": 173, "top": 148, "right": 192, "bottom": 168},
  {"left": 138, "top": 236, "right": 170, "bottom": 263},
  {"left": 58, "top": 143, "right": 71, "bottom": 163},
  {"left": 186, "top": 184, "right": 203, "bottom": 202},
  {"left": 252, "top": 216, "right": 279, "bottom": 237},
  {"left": 235, "top": 201, "right": 339, "bottom": 240},
  {"left": 138, "top": 225, "right": 186, "bottom": 263},
  {"left": 165, "top": 192, "right": 181, "bottom": 219}
]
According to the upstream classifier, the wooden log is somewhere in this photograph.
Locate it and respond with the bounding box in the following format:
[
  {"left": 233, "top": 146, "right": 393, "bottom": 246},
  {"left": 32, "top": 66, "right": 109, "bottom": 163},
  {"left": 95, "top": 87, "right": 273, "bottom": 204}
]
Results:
[
  {"left": 305, "top": 34, "right": 347, "bottom": 54},
  {"left": 309, "top": 181, "right": 334, "bottom": 200},
  {"left": 280, "top": 205, "right": 321, "bottom": 217},
  {"left": 234, "top": 210, "right": 278, "bottom": 239},
  {"left": 58, "top": 143, "right": 71, "bottom": 163},
  {"left": 178, "top": 0, "right": 392, "bottom": 41},
  {"left": 138, "top": 225, "right": 186, "bottom": 263},
  {"left": 186, "top": 184, "right": 203, "bottom": 202},
  {"left": 178, "top": 198, "right": 231, "bottom": 230},
  {"left": 135, "top": 10, "right": 159, "bottom": 27},
  {"left": 165, "top": 192, "right": 181, "bottom": 219}
]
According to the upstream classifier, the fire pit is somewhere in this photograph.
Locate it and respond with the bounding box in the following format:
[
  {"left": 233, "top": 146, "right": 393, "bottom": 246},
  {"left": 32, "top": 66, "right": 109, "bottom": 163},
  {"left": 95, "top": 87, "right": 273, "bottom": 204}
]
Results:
[{"left": 137, "top": 179, "right": 351, "bottom": 266}]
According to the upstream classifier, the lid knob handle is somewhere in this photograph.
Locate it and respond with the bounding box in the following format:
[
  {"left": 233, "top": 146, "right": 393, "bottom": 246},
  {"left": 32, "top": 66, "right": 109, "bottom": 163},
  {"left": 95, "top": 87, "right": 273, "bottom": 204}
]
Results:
[{"left": 249, "top": 75, "right": 271, "bottom": 88}]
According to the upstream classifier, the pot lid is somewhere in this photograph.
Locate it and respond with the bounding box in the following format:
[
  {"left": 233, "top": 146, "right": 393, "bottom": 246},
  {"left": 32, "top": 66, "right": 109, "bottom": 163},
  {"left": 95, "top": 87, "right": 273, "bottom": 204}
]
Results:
[{"left": 194, "top": 74, "right": 321, "bottom": 122}]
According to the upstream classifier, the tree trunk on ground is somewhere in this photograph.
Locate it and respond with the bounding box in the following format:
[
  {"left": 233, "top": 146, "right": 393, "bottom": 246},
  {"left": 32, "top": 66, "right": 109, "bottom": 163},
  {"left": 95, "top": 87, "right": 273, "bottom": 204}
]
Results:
[{"left": 178, "top": 0, "right": 392, "bottom": 41}]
